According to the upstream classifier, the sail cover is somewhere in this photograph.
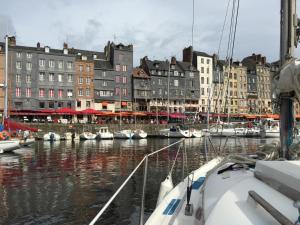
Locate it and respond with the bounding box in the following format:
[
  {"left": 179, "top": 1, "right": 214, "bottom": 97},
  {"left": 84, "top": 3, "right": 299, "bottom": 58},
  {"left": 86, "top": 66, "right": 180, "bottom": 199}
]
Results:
[{"left": 4, "top": 118, "right": 38, "bottom": 132}]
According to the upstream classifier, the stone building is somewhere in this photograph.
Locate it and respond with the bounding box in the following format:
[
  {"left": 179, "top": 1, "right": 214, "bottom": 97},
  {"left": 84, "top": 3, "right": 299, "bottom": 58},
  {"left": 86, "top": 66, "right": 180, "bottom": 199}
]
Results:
[
  {"left": 94, "top": 42, "right": 133, "bottom": 112},
  {"left": 132, "top": 68, "right": 151, "bottom": 111},
  {"left": 140, "top": 55, "right": 200, "bottom": 114},
  {"left": 242, "top": 54, "right": 272, "bottom": 114},
  {"left": 4, "top": 37, "right": 76, "bottom": 111}
]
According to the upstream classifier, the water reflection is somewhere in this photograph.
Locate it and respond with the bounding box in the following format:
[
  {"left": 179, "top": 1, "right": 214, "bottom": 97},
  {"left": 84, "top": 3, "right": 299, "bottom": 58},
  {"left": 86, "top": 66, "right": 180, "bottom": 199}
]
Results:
[{"left": 0, "top": 137, "right": 277, "bottom": 225}]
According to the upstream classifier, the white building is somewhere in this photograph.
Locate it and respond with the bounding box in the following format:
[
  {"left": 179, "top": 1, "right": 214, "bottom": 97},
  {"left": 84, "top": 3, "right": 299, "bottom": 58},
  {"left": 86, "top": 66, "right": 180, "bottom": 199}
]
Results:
[{"left": 193, "top": 51, "right": 213, "bottom": 112}]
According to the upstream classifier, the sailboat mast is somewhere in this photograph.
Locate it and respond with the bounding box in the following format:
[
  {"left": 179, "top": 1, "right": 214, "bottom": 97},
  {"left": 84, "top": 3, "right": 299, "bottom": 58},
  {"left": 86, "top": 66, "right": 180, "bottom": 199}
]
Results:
[
  {"left": 279, "top": 0, "right": 296, "bottom": 159},
  {"left": 4, "top": 35, "right": 8, "bottom": 120}
]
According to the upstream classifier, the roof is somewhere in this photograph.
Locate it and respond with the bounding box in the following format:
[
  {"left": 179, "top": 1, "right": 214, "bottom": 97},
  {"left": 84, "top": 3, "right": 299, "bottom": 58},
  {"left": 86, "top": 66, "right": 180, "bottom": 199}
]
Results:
[
  {"left": 94, "top": 60, "right": 113, "bottom": 70},
  {"left": 145, "top": 59, "right": 170, "bottom": 71},
  {"left": 132, "top": 68, "right": 150, "bottom": 78},
  {"left": 177, "top": 61, "right": 198, "bottom": 72},
  {"left": 193, "top": 51, "right": 213, "bottom": 58}
]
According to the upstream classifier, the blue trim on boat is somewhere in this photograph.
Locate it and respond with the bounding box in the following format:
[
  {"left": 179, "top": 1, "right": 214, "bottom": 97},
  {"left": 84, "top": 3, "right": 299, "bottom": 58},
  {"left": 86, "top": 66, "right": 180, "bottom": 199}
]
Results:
[
  {"left": 163, "top": 199, "right": 181, "bottom": 215},
  {"left": 192, "top": 177, "right": 205, "bottom": 190}
]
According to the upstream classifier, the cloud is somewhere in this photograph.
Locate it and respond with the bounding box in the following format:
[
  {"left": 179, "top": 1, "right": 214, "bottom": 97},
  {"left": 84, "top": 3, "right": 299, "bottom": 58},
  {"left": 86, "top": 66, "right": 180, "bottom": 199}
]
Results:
[{"left": 0, "top": 15, "right": 16, "bottom": 39}]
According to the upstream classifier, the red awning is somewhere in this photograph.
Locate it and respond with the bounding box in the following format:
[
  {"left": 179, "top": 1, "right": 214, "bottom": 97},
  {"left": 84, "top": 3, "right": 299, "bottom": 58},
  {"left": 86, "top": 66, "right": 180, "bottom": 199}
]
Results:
[
  {"left": 55, "top": 108, "right": 77, "bottom": 115},
  {"left": 169, "top": 113, "right": 187, "bottom": 119},
  {"left": 78, "top": 108, "right": 99, "bottom": 115},
  {"left": 4, "top": 118, "right": 38, "bottom": 132},
  {"left": 39, "top": 109, "right": 56, "bottom": 114},
  {"left": 121, "top": 101, "right": 127, "bottom": 106}
]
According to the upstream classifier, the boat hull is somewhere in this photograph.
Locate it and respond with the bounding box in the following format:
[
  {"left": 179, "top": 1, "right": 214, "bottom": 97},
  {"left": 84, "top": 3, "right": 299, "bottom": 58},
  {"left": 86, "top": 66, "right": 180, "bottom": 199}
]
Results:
[
  {"left": 0, "top": 140, "right": 20, "bottom": 153},
  {"left": 132, "top": 130, "right": 148, "bottom": 139},
  {"left": 114, "top": 130, "right": 134, "bottom": 139},
  {"left": 79, "top": 132, "right": 97, "bottom": 140},
  {"left": 43, "top": 132, "right": 61, "bottom": 141}
]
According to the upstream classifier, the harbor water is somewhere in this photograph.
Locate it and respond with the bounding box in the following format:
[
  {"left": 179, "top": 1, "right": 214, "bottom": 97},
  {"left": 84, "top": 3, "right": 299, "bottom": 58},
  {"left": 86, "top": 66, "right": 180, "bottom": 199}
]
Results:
[{"left": 0, "top": 137, "right": 277, "bottom": 225}]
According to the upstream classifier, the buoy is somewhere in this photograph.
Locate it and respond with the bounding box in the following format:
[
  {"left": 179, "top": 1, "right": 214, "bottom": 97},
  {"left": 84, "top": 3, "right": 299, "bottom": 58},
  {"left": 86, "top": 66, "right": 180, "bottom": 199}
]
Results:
[{"left": 156, "top": 174, "right": 174, "bottom": 207}]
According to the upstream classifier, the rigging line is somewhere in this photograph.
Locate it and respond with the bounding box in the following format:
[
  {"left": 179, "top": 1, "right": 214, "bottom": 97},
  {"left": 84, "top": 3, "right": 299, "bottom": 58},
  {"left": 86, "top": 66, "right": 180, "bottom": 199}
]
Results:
[
  {"left": 225, "top": 0, "right": 236, "bottom": 62},
  {"left": 230, "top": 0, "right": 240, "bottom": 61},
  {"left": 192, "top": 0, "right": 195, "bottom": 48},
  {"left": 217, "top": 0, "right": 232, "bottom": 56}
]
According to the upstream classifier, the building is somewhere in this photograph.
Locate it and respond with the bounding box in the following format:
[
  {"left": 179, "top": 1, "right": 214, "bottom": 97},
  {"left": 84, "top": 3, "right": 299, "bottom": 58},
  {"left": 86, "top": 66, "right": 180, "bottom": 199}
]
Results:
[
  {"left": 5, "top": 37, "right": 76, "bottom": 111},
  {"left": 140, "top": 55, "right": 200, "bottom": 113},
  {"left": 0, "top": 43, "right": 5, "bottom": 113},
  {"left": 242, "top": 54, "right": 272, "bottom": 114},
  {"left": 94, "top": 42, "right": 133, "bottom": 112},
  {"left": 192, "top": 50, "right": 213, "bottom": 112},
  {"left": 74, "top": 50, "right": 95, "bottom": 111},
  {"left": 132, "top": 68, "right": 151, "bottom": 111}
]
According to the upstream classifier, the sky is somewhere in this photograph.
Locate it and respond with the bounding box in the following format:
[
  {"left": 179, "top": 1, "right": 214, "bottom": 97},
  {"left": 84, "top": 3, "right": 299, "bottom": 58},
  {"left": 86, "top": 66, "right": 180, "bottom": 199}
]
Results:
[{"left": 1, "top": 0, "right": 300, "bottom": 66}]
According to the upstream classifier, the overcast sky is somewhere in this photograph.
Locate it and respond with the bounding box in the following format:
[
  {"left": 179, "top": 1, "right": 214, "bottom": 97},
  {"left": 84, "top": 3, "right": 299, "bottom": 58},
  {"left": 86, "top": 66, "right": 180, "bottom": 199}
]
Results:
[{"left": 1, "top": 0, "right": 300, "bottom": 65}]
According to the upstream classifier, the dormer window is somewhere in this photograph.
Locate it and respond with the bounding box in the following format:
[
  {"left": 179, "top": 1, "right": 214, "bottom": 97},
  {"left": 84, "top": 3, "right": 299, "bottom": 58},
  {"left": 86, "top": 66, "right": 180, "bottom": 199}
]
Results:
[
  {"left": 174, "top": 71, "right": 178, "bottom": 76},
  {"left": 171, "top": 65, "right": 175, "bottom": 69},
  {"left": 45, "top": 47, "right": 50, "bottom": 53},
  {"left": 63, "top": 49, "right": 68, "bottom": 55},
  {"left": 155, "top": 63, "right": 159, "bottom": 68},
  {"left": 82, "top": 55, "right": 87, "bottom": 61},
  {"left": 93, "top": 54, "right": 97, "bottom": 59}
]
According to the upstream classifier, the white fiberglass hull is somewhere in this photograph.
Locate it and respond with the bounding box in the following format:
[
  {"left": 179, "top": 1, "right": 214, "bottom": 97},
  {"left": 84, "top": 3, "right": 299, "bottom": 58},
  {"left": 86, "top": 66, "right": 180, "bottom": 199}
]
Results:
[
  {"left": 190, "top": 129, "right": 203, "bottom": 138},
  {"left": 0, "top": 140, "right": 20, "bottom": 153},
  {"left": 262, "top": 131, "right": 280, "bottom": 138},
  {"left": 159, "top": 129, "right": 192, "bottom": 138},
  {"left": 80, "top": 132, "right": 97, "bottom": 140},
  {"left": 114, "top": 130, "right": 134, "bottom": 139},
  {"left": 64, "top": 132, "right": 80, "bottom": 140},
  {"left": 132, "top": 130, "right": 148, "bottom": 139},
  {"left": 19, "top": 138, "right": 35, "bottom": 147},
  {"left": 43, "top": 132, "right": 61, "bottom": 141},
  {"left": 97, "top": 132, "right": 114, "bottom": 139},
  {"left": 146, "top": 158, "right": 300, "bottom": 225}
]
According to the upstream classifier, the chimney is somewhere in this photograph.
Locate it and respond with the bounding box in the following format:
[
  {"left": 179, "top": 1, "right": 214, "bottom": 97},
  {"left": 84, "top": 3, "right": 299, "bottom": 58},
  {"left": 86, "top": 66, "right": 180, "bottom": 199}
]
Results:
[
  {"left": 183, "top": 46, "right": 193, "bottom": 63},
  {"left": 63, "top": 42, "right": 68, "bottom": 49},
  {"left": 171, "top": 56, "right": 176, "bottom": 65},
  {"left": 8, "top": 36, "right": 16, "bottom": 46},
  {"left": 37, "top": 42, "right": 41, "bottom": 49},
  {"left": 262, "top": 56, "right": 266, "bottom": 65}
]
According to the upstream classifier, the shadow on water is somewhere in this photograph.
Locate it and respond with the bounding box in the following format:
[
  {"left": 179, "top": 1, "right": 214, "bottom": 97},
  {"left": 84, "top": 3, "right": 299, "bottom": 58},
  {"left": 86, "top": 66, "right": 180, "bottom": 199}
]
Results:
[{"left": 0, "top": 137, "right": 277, "bottom": 225}]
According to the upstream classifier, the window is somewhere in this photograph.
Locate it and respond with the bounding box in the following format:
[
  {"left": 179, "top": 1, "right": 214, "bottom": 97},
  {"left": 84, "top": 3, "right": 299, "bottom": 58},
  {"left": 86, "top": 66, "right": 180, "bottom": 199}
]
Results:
[
  {"left": 158, "top": 79, "right": 162, "bottom": 85},
  {"left": 39, "top": 88, "right": 45, "bottom": 97},
  {"left": 67, "top": 89, "right": 73, "bottom": 97},
  {"left": 201, "top": 58, "right": 204, "bottom": 64},
  {"left": 77, "top": 101, "right": 81, "bottom": 108},
  {"left": 159, "top": 89, "right": 162, "bottom": 95},
  {"left": 58, "top": 89, "right": 63, "bottom": 98},
  {"left": 201, "top": 88, "right": 205, "bottom": 95},
  {"left": 78, "top": 89, "right": 83, "bottom": 96},
  {"left": 102, "top": 71, "right": 106, "bottom": 77},
  {"left": 58, "top": 102, "right": 63, "bottom": 108},
  {"left": 103, "top": 81, "right": 107, "bottom": 86},
  {"left": 174, "top": 80, "right": 179, "bottom": 86},
  {"left": 16, "top": 87, "right": 21, "bottom": 97},
  {"left": 158, "top": 71, "right": 162, "bottom": 75},
  {"left": 201, "top": 67, "right": 204, "bottom": 73},
  {"left": 122, "top": 88, "right": 127, "bottom": 96},
  {"left": 58, "top": 74, "right": 62, "bottom": 82},
  {"left": 16, "top": 61, "right": 22, "bottom": 69},
  {"left": 26, "top": 75, "right": 31, "bottom": 83},
  {"left": 115, "top": 87, "right": 121, "bottom": 95},
  {"left": 206, "top": 68, "right": 209, "bottom": 74},
  {"left": 26, "top": 88, "right": 31, "bottom": 97},
  {"left": 49, "top": 102, "right": 54, "bottom": 108},
  {"left": 16, "top": 74, "right": 21, "bottom": 83},
  {"left": 181, "top": 90, "right": 184, "bottom": 96},
  {"left": 234, "top": 73, "right": 237, "bottom": 79},
  {"left": 49, "top": 73, "right": 54, "bottom": 82},
  {"left": 16, "top": 52, "right": 21, "bottom": 58},
  {"left": 115, "top": 64, "right": 121, "bottom": 71},
  {"left": 116, "top": 76, "right": 120, "bottom": 83},
  {"left": 201, "top": 77, "right": 204, "bottom": 84},
  {"left": 39, "top": 59, "right": 45, "bottom": 68},
  {"left": 86, "top": 88, "right": 90, "bottom": 96},
  {"left": 207, "top": 59, "right": 210, "bottom": 64},
  {"left": 122, "top": 76, "right": 127, "bottom": 83},
  {"left": 26, "top": 62, "right": 32, "bottom": 71},
  {"left": 39, "top": 102, "right": 45, "bottom": 108},
  {"left": 79, "top": 77, "right": 83, "bottom": 84},
  {"left": 49, "top": 60, "right": 55, "bottom": 68},
  {"left": 68, "top": 74, "right": 73, "bottom": 82},
  {"left": 189, "top": 72, "right": 194, "bottom": 78},
  {"left": 86, "top": 101, "right": 91, "bottom": 108},
  {"left": 86, "top": 66, "right": 90, "bottom": 72},
  {"left": 152, "top": 90, "right": 156, "bottom": 95},
  {"left": 174, "top": 71, "right": 178, "bottom": 76},
  {"left": 86, "top": 77, "right": 91, "bottom": 84},
  {"left": 26, "top": 53, "right": 32, "bottom": 59},
  {"left": 79, "top": 65, "right": 83, "bottom": 72},
  {"left": 49, "top": 89, "right": 54, "bottom": 98},
  {"left": 207, "top": 78, "right": 209, "bottom": 84},
  {"left": 122, "top": 65, "right": 127, "bottom": 72},
  {"left": 67, "top": 62, "right": 73, "bottom": 69},
  {"left": 229, "top": 73, "right": 232, "bottom": 79},
  {"left": 58, "top": 60, "right": 63, "bottom": 69}
]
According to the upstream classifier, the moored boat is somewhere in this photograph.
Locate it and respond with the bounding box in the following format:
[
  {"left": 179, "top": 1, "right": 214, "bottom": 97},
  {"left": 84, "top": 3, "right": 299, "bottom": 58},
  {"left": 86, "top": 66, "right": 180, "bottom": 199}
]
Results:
[
  {"left": 19, "top": 138, "right": 35, "bottom": 147},
  {"left": 43, "top": 132, "right": 61, "bottom": 141},
  {"left": 0, "top": 139, "right": 20, "bottom": 153},
  {"left": 79, "top": 132, "right": 97, "bottom": 140},
  {"left": 132, "top": 129, "right": 148, "bottom": 139},
  {"left": 97, "top": 127, "right": 114, "bottom": 139},
  {"left": 114, "top": 130, "right": 134, "bottom": 139},
  {"left": 189, "top": 128, "right": 203, "bottom": 138},
  {"left": 159, "top": 126, "right": 192, "bottom": 138},
  {"left": 64, "top": 132, "right": 80, "bottom": 141}
]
